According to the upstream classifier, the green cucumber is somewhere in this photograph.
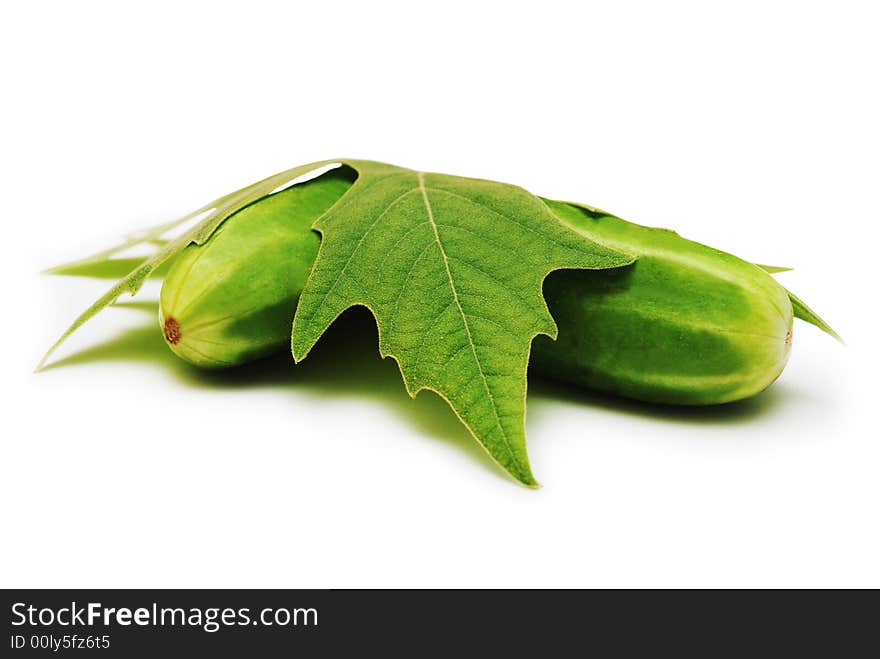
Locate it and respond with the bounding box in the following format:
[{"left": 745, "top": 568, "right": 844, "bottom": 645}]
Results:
[
  {"left": 159, "top": 167, "right": 354, "bottom": 367},
  {"left": 159, "top": 171, "right": 835, "bottom": 404},
  {"left": 533, "top": 200, "right": 794, "bottom": 405}
]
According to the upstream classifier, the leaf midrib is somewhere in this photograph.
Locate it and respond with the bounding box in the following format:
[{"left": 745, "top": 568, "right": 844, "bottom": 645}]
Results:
[{"left": 417, "top": 172, "right": 516, "bottom": 466}]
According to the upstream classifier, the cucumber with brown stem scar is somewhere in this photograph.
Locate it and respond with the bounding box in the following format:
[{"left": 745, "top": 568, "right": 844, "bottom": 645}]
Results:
[
  {"left": 159, "top": 167, "right": 355, "bottom": 367},
  {"left": 155, "top": 167, "right": 836, "bottom": 405}
]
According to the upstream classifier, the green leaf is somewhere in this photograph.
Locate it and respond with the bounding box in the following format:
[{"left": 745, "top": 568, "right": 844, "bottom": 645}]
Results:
[
  {"left": 752, "top": 266, "right": 841, "bottom": 340},
  {"left": 291, "top": 161, "right": 635, "bottom": 485},
  {"left": 755, "top": 263, "right": 793, "bottom": 274},
  {"left": 39, "top": 158, "right": 634, "bottom": 485},
  {"left": 787, "top": 289, "right": 842, "bottom": 342},
  {"left": 37, "top": 160, "right": 339, "bottom": 370},
  {"left": 45, "top": 257, "right": 173, "bottom": 279}
]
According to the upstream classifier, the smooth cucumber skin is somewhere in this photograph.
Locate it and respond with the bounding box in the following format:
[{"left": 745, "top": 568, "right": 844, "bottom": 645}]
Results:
[
  {"left": 159, "top": 168, "right": 355, "bottom": 367},
  {"left": 532, "top": 200, "right": 793, "bottom": 405}
]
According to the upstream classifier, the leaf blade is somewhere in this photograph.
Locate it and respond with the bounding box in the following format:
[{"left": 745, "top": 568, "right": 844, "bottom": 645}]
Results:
[
  {"left": 756, "top": 263, "right": 793, "bottom": 274},
  {"left": 45, "top": 257, "right": 173, "bottom": 279},
  {"left": 292, "top": 162, "right": 635, "bottom": 484},
  {"left": 787, "top": 289, "right": 842, "bottom": 342}
]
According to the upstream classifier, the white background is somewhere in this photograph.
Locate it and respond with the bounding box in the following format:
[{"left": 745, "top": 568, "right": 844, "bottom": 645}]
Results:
[{"left": 2, "top": 1, "right": 877, "bottom": 588}]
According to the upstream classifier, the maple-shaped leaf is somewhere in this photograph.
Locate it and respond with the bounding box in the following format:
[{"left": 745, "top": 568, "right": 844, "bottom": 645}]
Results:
[
  {"left": 291, "top": 161, "right": 634, "bottom": 485},
  {"left": 38, "top": 158, "right": 635, "bottom": 486}
]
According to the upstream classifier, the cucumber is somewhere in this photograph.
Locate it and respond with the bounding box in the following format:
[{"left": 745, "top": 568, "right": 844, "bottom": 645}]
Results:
[
  {"left": 159, "top": 167, "right": 354, "bottom": 367},
  {"left": 532, "top": 200, "right": 794, "bottom": 405},
  {"left": 159, "top": 172, "right": 833, "bottom": 404}
]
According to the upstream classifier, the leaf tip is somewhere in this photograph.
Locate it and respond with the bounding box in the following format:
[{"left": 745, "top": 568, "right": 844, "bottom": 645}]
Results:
[
  {"left": 519, "top": 475, "right": 541, "bottom": 489},
  {"left": 290, "top": 331, "right": 314, "bottom": 364},
  {"left": 34, "top": 344, "right": 57, "bottom": 373},
  {"left": 756, "top": 263, "right": 794, "bottom": 274},
  {"left": 507, "top": 460, "right": 539, "bottom": 488}
]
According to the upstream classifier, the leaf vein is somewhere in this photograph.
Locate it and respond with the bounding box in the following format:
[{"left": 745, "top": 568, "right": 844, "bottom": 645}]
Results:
[
  {"left": 428, "top": 187, "right": 582, "bottom": 255},
  {"left": 386, "top": 240, "right": 436, "bottom": 339},
  {"left": 418, "top": 173, "right": 515, "bottom": 465},
  {"left": 306, "top": 184, "right": 420, "bottom": 323}
]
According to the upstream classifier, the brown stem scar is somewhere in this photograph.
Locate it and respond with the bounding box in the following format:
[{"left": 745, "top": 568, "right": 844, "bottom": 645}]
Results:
[{"left": 164, "top": 316, "right": 181, "bottom": 345}]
